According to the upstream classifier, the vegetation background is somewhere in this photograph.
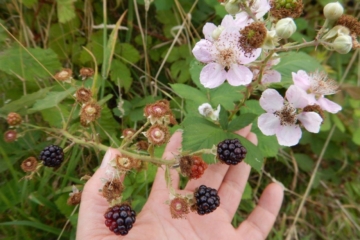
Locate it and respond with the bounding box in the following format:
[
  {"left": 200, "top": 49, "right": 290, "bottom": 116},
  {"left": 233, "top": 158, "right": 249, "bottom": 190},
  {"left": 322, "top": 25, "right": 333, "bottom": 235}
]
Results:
[{"left": 0, "top": 0, "right": 359, "bottom": 239}]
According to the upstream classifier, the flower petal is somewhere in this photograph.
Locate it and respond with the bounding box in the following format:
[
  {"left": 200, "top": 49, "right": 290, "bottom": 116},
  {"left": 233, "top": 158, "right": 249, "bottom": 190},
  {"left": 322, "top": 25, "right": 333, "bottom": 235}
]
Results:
[
  {"left": 286, "top": 85, "right": 309, "bottom": 109},
  {"left": 260, "top": 89, "right": 284, "bottom": 113},
  {"left": 227, "top": 64, "right": 253, "bottom": 86},
  {"left": 261, "top": 70, "right": 281, "bottom": 84},
  {"left": 203, "top": 23, "right": 217, "bottom": 41},
  {"left": 239, "top": 48, "right": 261, "bottom": 64},
  {"left": 200, "top": 63, "right": 227, "bottom": 88},
  {"left": 192, "top": 39, "right": 213, "bottom": 63},
  {"left": 234, "top": 12, "right": 253, "bottom": 30},
  {"left": 276, "top": 125, "right": 302, "bottom": 147},
  {"left": 258, "top": 113, "right": 280, "bottom": 135},
  {"left": 292, "top": 70, "right": 311, "bottom": 91},
  {"left": 317, "top": 97, "right": 342, "bottom": 113},
  {"left": 221, "top": 15, "right": 235, "bottom": 29},
  {"left": 297, "top": 112, "right": 322, "bottom": 133},
  {"left": 253, "top": 0, "right": 271, "bottom": 19}
]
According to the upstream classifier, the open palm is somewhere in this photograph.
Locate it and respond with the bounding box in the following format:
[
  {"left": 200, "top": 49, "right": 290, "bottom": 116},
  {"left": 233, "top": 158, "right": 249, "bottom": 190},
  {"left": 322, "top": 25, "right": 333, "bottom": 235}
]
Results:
[{"left": 77, "top": 126, "right": 283, "bottom": 240}]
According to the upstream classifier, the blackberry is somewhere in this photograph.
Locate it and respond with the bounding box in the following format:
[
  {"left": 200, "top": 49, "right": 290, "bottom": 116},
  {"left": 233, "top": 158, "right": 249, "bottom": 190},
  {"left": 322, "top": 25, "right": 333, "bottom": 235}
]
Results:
[
  {"left": 217, "top": 139, "right": 247, "bottom": 165},
  {"left": 104, "top": 204, "right": 136, "bottom": 235},
  {"left": 193, "top": 185, "right": 220, "bottom": 215},
  {"left": 39, "top": 145, "right": 64, "bottom": 167}
]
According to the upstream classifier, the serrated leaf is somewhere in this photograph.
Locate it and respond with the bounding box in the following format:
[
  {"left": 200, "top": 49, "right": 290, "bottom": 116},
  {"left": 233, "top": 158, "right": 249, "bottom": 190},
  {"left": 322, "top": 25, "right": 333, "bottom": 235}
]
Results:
[
  {"left": 228, "top": 113, "right": 257, "bottom": 132},
  {"left": 209, "top": 83, "right": 245, "bottom": 110},
  {"left": 0, "top": 87, "right": 51, "bottom": 115},
  {"left": 241, "top": 100, "right": 264, "bottom": 115},
  {"left": 294, "top": 153, "right": 314, "bottom": 172},
  {"left": 40, "top": 105, "right": 70, "bottom": 128},
  {"left": 182, "top": 116, "right": 263, "bottom": 171},
  {"left": 57, "top": 0, "right": 76, "bottom": 23},
  {"left": 0, "top": 47, "right": 61, "bottom": 81},
  {"left": 251, "top": 123, "right": 280, "bottom": 157},
  {"left": 170, "top": 60, "right": 190, "bottom": 83},
  {"left": 273, "top": 52, "right": 323, "bottom": 86},
  {"left": 171, "top": 83, "right": 208, "bottom": 105},
  {"left": 116, "top": 43, "right": 140, "bottom": 64},
  {"left": 97, "top": 106, "right": 121, "bottom": 140},
  {"left": 110, "top": 59, "right": 133, "bottom": 92},
  {"left": 27, "top": 87, "right": 75, "bottom": 113},
  {"left": 189, "top": 59, "right": 206, "bottom": 91},
  {"left": 218, "top": 105, "right": 228, "bottom": 130}
]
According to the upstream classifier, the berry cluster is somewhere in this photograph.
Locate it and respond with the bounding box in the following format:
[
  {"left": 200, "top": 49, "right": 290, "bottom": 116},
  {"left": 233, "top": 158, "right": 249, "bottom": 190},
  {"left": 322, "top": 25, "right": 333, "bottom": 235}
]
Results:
[
  {"left": 180, "top": 155, "right": 208, "bottom": 179},
  {"left": 193, "top": 185, "right": 220, "bottom": 215},
  {"left": 217, "top": 139, "right": 247, "bottom": 165},
  {"left": 104, "top": 204, "right": 136, "bottom": 236},
  {"left": 39, "top": 145, "right": 64, "bottom": 167}
]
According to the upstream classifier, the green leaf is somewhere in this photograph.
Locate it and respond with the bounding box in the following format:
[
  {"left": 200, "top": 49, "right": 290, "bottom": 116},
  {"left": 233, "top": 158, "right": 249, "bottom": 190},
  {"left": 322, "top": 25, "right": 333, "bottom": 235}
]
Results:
[
  {"left": 273, "top": 52, "right": 323, "bottom": 86},
  {"left": 171, "top": 83, "right": 208, "bottom": 105},
  {"left": 0, "top": 47, "right": 61, "bottom": 81},
  {"left": 102, "top": 13, "right": 126, "bottom": 79},
  {"left": 20, "top": 0, "right": 38, "bottom": 7},
  {"left": 40, "top": 105, "right": 70, "bottom": 128},
  {"left": 170, "top": 60, "right": 190, "bottom": 83},
  {"left": 331, "top": 114, "right": 345, "bottom": 132},
  {"left": 27, "top": 87, "right": 75, "bottom": 113},
  {"left": 110, "top": 59, "right": 133, "bottom": 92},
  {"left": 228, "top": 113, "right": 257, "bottom": 132},
  {"left": 116, "top": 43, "right": 140, "bottom": 64},
  {"left": 218, "top": 105, "right": 228, "bottom": 130},
  {"left": 352, "top": 128, "right": 360, "bottom": 145},
  {"left": 294, "top": 153, "right": 315, "bottom": 172},
  {"left": 209, "top": 83, "right": 245, "bottom": 110},
  {"left": 189, "top": 59, "right": 206, "bottom": 90},
  {"left": 241, "top": 100, "right": 264, "bottom": 115},
  {"left": 154, "top": 0, "right": 174, "bottom": 10},
  {"left": 0, "top": 221, "right": 68, "bottom": 237},
  {"left": 252, "top": 123, "right": 280, "bottom": 157},
  {"left": 182, "top": 116, "right": 263, "bottom": 171},
  {"left": 0, "top": 87, "right": 51, "bottom": 115},
  {"left": 57, "top": 0, "right": 76, "bottom": 23}
]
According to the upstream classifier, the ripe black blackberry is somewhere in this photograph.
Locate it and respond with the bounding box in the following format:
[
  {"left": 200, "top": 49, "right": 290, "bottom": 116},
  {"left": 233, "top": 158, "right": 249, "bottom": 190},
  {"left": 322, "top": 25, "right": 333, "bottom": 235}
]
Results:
[
  {"left": 39, "top": 145, "right": 64, "bottom": 167},
  {"left": 217, "top": 139, "right": 247, "bottom": 165},
  {"left": 193, "top": 185, "right": 220, "bottom": 215},
  {"left": 104, "top": 204, "right": 136, "bottom": 235}
]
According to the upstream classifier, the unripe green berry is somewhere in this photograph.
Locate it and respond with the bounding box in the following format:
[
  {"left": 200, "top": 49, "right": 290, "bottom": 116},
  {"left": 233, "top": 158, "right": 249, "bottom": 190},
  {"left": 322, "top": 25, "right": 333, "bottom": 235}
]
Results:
[
  {"left": 225, "top": 1, "right": 240, "bottom": 15},
  {"left": 275, "top": 18, "right": 297, "bottom": 39},
  {"left": 324, "top": 2, "right": 343, "bottom": 21},
  {"left": 333, "top": 35, "right": 352, "bottom": 54}
]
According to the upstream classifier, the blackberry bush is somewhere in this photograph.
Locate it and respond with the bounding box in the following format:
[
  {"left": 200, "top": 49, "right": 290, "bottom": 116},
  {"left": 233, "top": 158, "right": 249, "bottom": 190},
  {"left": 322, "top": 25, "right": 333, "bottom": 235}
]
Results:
[
  {"left": 217, "top": 139, "right": 247, "bottom": 165},
  {"left": 39, "top": 145, "right": 64, "bottom": 167},
  {"left": 104, "top": 204, "right": 136, "bottom": 236}
]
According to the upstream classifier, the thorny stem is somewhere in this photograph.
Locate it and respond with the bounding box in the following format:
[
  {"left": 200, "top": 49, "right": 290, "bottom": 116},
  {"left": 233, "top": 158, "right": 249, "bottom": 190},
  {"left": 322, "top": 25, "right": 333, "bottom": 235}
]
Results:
[
  {"left": 24, "top": 123, "right": 178, "bottom": 167},
  {"left": 120, "top": 120, "right": 150, "bottom": 149}
]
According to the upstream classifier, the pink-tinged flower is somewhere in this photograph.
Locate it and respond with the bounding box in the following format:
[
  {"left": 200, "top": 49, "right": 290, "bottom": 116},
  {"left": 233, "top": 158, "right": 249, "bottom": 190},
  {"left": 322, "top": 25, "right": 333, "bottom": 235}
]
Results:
[
  {"left": 258, "top": 85, "right": 323, "bottom": 147},
  {"left": 253, "top": 55, "right": 281, "bottom": 84},
  {"left": 193, "top": 20, "right": 261, "bottom": 88},
  {"left": 292, "top": 70, "right": 342, "bottom": 113},
  {"left": 239, "top": 0, "right": 270, "bottom": 20}
]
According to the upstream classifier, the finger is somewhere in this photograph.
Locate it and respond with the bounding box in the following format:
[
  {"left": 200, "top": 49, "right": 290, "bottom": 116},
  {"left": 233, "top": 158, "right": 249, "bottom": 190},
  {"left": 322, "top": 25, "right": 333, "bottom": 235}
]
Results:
[
  {"left": 184, "top": 163, "right": 229, "bottom": 192},
  {"left": 150, "top": 131, "right": 182, "bottom": 193},
  {"left": 237, "top": 183, "right": 284, "bottom": 240},
  {"left": 218, "top": 129, "right": 258, "bottom": 221},
  {"left": 77, "top": 148, "right": 122, "bottom": 239}
]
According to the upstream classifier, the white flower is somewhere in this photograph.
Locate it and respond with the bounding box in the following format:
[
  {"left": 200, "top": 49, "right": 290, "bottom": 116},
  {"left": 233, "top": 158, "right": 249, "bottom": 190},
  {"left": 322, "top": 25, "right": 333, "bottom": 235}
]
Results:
[{"left": 198, "top": 103, "right": 221, "bottom": 121}]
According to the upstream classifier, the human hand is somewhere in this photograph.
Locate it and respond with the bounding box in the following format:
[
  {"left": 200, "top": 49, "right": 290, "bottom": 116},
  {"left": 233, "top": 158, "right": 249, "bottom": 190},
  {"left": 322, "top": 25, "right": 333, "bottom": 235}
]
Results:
[{"left": 77, "top": 125, "right": 284, "bottom": 240}]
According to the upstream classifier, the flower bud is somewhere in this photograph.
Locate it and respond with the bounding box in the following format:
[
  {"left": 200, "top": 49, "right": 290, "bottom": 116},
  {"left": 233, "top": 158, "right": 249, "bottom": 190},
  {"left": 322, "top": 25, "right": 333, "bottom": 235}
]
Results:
[
  {"left": 333, "top": 35, "right": 352, "bottom": 54},
  {"left": 275, "top": 18, "right": 297, "bottom": 39},
  {"left": 225, "top": 1, "right": 240, "bottom": 15},
  {"left": 212, "top": 26, "right": 224, "bottom": 40},
  {"left": 324, "top": 2, "right": 343, "bottom": 21}
]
